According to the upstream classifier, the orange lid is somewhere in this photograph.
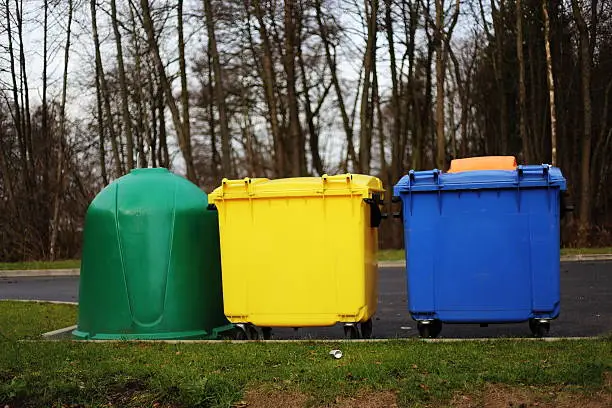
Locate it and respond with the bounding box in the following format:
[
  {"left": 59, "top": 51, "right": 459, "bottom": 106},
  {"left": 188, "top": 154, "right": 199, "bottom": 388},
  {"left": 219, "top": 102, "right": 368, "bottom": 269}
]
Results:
[{"left": 447, "top": 156, "right": 517, "bottom": 173}]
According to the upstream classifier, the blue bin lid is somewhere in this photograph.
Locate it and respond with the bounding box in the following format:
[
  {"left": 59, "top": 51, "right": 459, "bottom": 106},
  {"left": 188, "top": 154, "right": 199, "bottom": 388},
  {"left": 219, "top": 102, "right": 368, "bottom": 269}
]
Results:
[{"left": 393, "top": 165, "right": 567, "bottom": 194}]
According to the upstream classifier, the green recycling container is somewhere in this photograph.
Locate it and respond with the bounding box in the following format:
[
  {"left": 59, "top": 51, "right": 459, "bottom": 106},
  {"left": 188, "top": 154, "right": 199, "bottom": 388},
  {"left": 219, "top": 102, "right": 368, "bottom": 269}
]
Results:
[{"left": 73, "top": 168, "right": 233, "bottom": 340}]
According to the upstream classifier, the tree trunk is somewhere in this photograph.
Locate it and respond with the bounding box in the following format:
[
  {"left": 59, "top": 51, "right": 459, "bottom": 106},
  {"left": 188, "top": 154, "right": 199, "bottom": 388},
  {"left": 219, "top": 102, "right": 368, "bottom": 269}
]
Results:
[
  {"left": 91, "top": 0, "right": 122, "bottom": 177},
  {"left": 571, "top": 0, "right": 593, "bottom": 246},
  {"left": 297, "top": 28, "right": 324, "bottom": 175},
  {"left": 490, "top": 0, "right": 509, "bottom": 155},
  {"left": 407, "top": 1, "right": 419, "bottom": 169},
  {"left": 95, "top": 71, "right": 108, "bottom": 184},
  {"left": 373, "top": 60, "right": 387, "bottom": 179},
  {"left": 516, "top": 0, "right": 529, "bottom": 162},
  {"left": 16, "top": 0, "right": 32, "bottom": 179},
  {"left": 41, "top": 0, "right": 51, "bottom": 242},
  {"left": 384, "top": 0, "right": 401, "bottom": 182},
  {"left": 110, "top": 0, "right": 135, "bottom": 170},
  {"left": 50, "top": 0, "right": 73, "bottom": 260},
  {"left": 250, "top": 0, "right": 285, "bottom": 176},
  {"left": 5, "top": 1, "right": 25, "bottom": 172},
  {"left": 140, "top": 0, "right": 197, "bottom": 182},
  {"left": 156, "top": 80, "right": 169, "bottom": 168},
  {"left": 542, "top": 0, "right": 557, "bottom": 166},
  {"left": 284, "top": 0, "right": 305, "bottom": 176},
  {"left": 128, "top": 1, "right": 147, "bottom": 168},
  {"left": 358, "top": 0, "right": 378, "bottom": 174},
  {"left": 206, "top": 42, "right": 220, "bottom": 179},
  {"left": 204, "top": 0, "right": 232, "bottom": 177},
  {"left": 147, "top": 58, "right": 158, "bottom": 168},
  {"left": 528, "top": 36, "right": 538, "bottom": 162},
  {"left": 314, "top": 0, "right": 356, "bottom": 169},
  {"left": 178, "top": 0, "right": 195, "bottom": 180},
  {"left": 434, "top": 0, "right": 445, "bottom": 170}
]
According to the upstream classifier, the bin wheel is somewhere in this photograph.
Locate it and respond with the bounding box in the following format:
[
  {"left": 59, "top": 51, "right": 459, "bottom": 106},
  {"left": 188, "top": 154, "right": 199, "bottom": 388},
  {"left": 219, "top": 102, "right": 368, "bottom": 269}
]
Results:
[
  {"left": 235, "top": 327, "right": 248, "bottom": 340},
  {"left": 262, "top": 327, "right": 272, "bottom": 340},
  {"left": 246, "top": 324, "right": 260, "bottom": 340},
  {"left": 344, "top": 325, "right": 360, "bottom": 339},
  {"left": 417, "top": 320, "right": 442, "bottom": 339},
  {"left": 360, "top": 319, "right": 373, "bottom": 339},
  {"left": 529, "top": 319, "right": 550, "bottom": 338}
]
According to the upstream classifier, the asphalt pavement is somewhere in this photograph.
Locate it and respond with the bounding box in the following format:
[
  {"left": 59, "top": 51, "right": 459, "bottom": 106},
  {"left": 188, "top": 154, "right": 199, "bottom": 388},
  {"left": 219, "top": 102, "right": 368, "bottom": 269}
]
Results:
[{"left": 1, "top": 262, "right": 610, "bottom": 339}]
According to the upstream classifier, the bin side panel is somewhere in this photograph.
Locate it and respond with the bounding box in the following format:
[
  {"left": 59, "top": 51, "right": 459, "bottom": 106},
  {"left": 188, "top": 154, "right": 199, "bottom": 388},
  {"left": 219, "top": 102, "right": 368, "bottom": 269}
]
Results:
[
  {"left": 217, "top": 200, "right": 249, "bottom": 319},
  {"left": 527, "top": 188, "right": 561, "bottom": 316},
  {"left": 363, "top": 198, "right": 378, "bottom": 322},
  {"left": 403, "top": 192, "right": 438, "bottom": 315}
]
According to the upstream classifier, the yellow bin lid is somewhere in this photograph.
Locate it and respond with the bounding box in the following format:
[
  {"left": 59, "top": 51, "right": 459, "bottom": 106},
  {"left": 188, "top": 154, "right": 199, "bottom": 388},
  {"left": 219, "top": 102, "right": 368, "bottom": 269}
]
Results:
[{"left": 209, "top": 173, "right": 384, "bottom": 200}]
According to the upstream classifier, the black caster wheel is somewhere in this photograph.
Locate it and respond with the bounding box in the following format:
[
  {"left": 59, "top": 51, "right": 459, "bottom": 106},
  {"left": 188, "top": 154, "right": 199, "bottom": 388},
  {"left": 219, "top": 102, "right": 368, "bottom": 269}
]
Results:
[
  {"left": 343, "top": 324, "right": 360, "bottom": 339},
  {"left": 246, "top": 324, "right": 260, "bottom": 340},
  {"left": 262, "top": 327, "right": 273, "bottom": 340},
  {"left": 234, "top": 327, "right": 248, "bottom": 340},
  {"left": 417, "top": 320, "right": 442, "bottom": 339},
  {"left": 529, "top": 319, "right": 550, "bottom": 338},
  {"left": 360, "top": 319, "right": 373, "bottom": 339},
  {"left": 236, "top": 324, "right": 260, "bottom": 340}
]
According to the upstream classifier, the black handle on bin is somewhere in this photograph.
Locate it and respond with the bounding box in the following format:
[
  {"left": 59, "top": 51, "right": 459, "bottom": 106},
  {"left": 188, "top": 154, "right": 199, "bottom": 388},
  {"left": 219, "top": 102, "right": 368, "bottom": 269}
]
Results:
[
  {"left": 364, "top": 197, "right": 383, "bottom": 228},
  {"left": 391, "top": 196, "right": 403, "bottom": 219},
  {"left": 560, "top": 191, "right": 574, "bottom": 218},
  {"left": 207, "top": 204, "right": 217, "bottom": 211}
]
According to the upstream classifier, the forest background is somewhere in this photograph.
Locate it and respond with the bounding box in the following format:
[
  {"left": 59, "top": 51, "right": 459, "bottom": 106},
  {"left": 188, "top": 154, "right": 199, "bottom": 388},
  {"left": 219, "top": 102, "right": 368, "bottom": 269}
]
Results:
[{"left": 0, "top": 0, "right": 610, "bottom": 261}]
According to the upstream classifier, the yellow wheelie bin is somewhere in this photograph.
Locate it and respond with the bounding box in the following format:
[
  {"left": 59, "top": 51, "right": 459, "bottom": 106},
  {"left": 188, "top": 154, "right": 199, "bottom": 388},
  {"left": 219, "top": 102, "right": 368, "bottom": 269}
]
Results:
[{"left": 209, "top": 174, "right": 384, "bottom": 340}]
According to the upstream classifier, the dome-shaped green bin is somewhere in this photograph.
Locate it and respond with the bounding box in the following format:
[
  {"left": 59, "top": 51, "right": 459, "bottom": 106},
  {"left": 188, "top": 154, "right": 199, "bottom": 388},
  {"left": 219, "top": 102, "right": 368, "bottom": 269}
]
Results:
[{"left": 73, "top": 168, "right": 233, "bottom": 340}]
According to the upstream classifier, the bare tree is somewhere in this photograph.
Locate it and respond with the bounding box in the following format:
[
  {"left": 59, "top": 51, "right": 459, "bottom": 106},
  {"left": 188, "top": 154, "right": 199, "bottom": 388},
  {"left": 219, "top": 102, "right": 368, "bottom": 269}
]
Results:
[
  {"left": 140, "top": 0, "right": 197, "bottom": 182},
  {"left": 434, "top": 0, "right": 445, "bottom": 169},
  {"left": 516, "top": 0, "right": 528, "bottom": 161},
  {"left": 250, "top": 0, "right": 285, "bottom": 176},
  {"left": 384, "top": 0, "right": 400, "bottom": 182},
  {"left": 358, "top": 0, "right": 378, "bottom": 173},
  {"left": 542, "top": 0, "right": 557, "bottom": 166},
  {"left": 571, "top": 0, "right": 594, "bottom": 246},
  {"left": 203, "top": 0, "right": 232, "bottom": 177},
  {"left": 110, "top": 0, "right": 135, "bottom": 170},
  {"left": 91, "top": 0, "right": 122, "bottom": 176},
  {"left": 50, "top": 0, "right": 73, "bottom": 260},
  {"left": 284, "top": 0, "right": 305, "bottom": 176},
  {"left": 177, "top": 0, "right": 193, "bottom": 177},
  {"left": 314, "top": 0, "right": 356, "bottom": 168}
]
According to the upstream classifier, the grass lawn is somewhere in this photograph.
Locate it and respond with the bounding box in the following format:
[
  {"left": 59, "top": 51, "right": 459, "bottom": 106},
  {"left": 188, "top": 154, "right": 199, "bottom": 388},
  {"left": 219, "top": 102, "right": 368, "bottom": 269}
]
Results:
[
  {"left": 0, "top": 259, "right": 80, "bottom": 271},
  {"left": 0, "top": 301, "right": 610, "bottom": 407}
]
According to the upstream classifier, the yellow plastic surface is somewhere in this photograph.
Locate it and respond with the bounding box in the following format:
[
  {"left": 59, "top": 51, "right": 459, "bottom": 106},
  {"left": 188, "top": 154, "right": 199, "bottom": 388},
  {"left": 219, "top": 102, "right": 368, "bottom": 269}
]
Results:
[
  {"left": 448, "top": 156, "right": 517, "bottom": 173},
  {"left": 209, "top": 174, "right": 384, "bottom": 327}
]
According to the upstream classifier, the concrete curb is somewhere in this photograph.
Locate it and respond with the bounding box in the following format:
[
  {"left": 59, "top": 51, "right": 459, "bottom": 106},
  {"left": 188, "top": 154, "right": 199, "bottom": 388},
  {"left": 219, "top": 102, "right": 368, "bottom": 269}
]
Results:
[
  {"left": 0, "top": 268, "right": 79, "bottom": 278},
  {"left": 42, "top": 325, "right": 77, "bottom": 338},
  {"left": 1, "top": 254, "right": 611, "bottom": 277},
  {"left": 379, "top": 254, "right": 612, "bottom": 268},
  {"left": 0, "top": 299, "right": 78, "bottom": 305}
]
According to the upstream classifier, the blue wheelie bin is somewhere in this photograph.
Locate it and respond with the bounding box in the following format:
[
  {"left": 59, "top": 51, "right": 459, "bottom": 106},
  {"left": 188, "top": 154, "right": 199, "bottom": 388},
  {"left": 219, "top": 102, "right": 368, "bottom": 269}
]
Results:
[{"left": 393, "top": 158, "right": 568, "bottom": 338}]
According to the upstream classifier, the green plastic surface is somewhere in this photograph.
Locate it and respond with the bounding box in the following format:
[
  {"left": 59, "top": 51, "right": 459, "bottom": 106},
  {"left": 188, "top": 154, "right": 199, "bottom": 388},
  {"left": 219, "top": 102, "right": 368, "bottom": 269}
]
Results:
[{"left": 73, "top": 168, "right": 231, "bottom": 340}]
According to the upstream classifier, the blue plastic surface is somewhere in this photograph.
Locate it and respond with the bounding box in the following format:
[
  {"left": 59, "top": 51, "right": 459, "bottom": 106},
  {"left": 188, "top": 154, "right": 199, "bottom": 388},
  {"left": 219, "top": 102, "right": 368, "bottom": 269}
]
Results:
[{"left": 393, "top": 165, "right": 567, "bottom": 324}]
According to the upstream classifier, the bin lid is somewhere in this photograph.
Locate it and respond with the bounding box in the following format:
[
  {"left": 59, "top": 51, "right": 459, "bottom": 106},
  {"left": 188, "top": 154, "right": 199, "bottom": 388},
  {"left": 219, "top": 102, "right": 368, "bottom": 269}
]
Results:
[
  {"left": 393, "top": 165, "right": 566, "bottom": 194},
  {"left": 209, "top": 173, "right": 384, "bottom": 200},
  {"left": 447, "top": 156, "right": 517, "bottom": 173}
]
